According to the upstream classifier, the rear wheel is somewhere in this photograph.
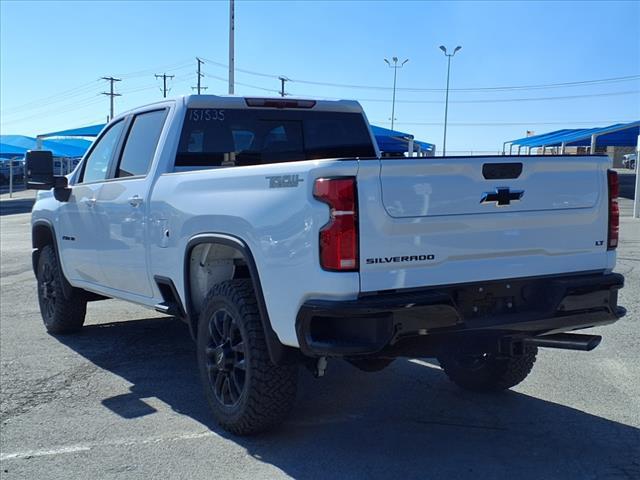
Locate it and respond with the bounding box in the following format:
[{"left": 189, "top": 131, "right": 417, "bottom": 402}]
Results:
[
  {"left": 437, "top": 345, "right": 537, "bottom": 392},
  {"left": 197, "top": 279, "right": 298, "bottom": 435},
  {"left": 36, "top": 245, "right": 87, "bottom": 334}
]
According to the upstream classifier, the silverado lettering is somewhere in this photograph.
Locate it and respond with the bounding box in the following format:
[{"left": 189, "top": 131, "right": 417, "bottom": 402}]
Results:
[{"left": 366, "top": 255, "right": 435, "bottom": 264}]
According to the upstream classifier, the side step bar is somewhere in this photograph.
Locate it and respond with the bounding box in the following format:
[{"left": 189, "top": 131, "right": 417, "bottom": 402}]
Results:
[
  {"left": 524, "top": 333, "right": 602, "bottom": 351},
  {"left": 154, "top": 302, "right": 183, "bottom": 317},
  {"left": 153, "top": 275, "right": 187, "bottom": 320}
]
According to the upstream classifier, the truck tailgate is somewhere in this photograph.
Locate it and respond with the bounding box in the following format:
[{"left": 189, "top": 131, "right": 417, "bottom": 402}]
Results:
[{"left": 357, "top": 156, "right": 613, "bottom": 293}]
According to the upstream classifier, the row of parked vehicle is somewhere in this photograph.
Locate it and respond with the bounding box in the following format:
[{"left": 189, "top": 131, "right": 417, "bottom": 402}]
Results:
[{"left": 0, "top": 157, "right": 80, "bottom": 184}]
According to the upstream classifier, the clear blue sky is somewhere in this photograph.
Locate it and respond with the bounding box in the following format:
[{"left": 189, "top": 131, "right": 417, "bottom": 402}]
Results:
[{"left": 1, "top": 0, "right": 639, "bottom": 153}]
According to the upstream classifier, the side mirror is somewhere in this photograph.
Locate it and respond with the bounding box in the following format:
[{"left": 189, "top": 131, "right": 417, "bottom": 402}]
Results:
[
  {"left": 26, "top": 150, "right": 53, "bottom": 189},
  {"left": 26, "top": 150, "right": 68, "bottom": 190}
]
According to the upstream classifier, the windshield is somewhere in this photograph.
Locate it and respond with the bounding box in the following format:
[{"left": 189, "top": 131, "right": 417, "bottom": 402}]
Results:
[{"left": 176, "top": 108, "right": 375, "bottom": 168}]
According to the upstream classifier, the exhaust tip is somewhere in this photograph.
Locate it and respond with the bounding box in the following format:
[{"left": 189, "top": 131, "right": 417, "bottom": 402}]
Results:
[{"left": 525, "top": 333, "right": 602, "bottom": 351}]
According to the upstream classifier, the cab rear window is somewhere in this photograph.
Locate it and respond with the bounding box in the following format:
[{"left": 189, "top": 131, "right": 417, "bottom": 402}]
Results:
[{"left": 175, "top": 109, "right": 375, "bottom": 168}]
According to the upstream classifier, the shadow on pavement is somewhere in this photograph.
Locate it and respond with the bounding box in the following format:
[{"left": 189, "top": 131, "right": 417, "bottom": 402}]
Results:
[
  {"left": 0, "top": 198, "right": 35, "bottom": 216},
  {"left": 56, "top": 316, "right": 640, "bottom": 480},
  {"left": 618, "top": 172, "right": 636, "bottom": 200}
]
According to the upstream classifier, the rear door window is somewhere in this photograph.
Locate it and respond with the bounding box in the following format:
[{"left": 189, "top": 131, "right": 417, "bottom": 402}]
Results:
[
  {"left": 116, "top": 109, "right": 168, "bottom": 178},
  {"left": 176, "top": 109, "right": 375, "bottom": 168}
]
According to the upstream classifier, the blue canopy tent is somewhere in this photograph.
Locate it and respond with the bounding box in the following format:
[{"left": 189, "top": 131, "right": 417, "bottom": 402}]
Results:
[
  {"left": 504, "top": 121, "right": 640, "bottom": 154},
  {"left": 0, "top": 142, "right": 28, "bottom": 159},
  {"left": 37, "top": 124, "right": 106, "bottom": 139},
  {"left": 0, "top": 135, "right": 91, "bottom": 158},
  {"left": 35, "top": 123, "right": 104, "bottom": 155},
  {"left": 506, "top": 129, "right": 578, "bottom": 148},
  {"left": 370, "top": 125, "right": 435, "bottom": 157}
]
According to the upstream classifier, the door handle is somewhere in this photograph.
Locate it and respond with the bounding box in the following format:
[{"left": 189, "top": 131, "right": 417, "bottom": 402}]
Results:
[
  {"left": 83, "top": 198, "right": 96, "bottom": 207},
  {"left": 128, "top": 195, "right": 143, "bottom": 207}
]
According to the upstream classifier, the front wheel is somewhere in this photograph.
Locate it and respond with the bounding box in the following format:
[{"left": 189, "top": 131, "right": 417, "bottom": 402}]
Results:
[
  {"left": 197, "top": 279, "right": 298, "bottom": 435},
  {"left": 36, "top": 245, "right": 87, "bottom": 334},
  {"left": 437, "top": 345, "right": 537, "bottom": 392}
]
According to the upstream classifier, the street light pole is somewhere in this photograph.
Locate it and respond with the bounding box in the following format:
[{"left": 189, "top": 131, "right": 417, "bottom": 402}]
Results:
[
  {"left": 228, "top": 0, "right": 235, "bottom": 95},
  {"left": 384, "top": 57, "right": 408, "bottom": 131},
  {"left": 439, "top": 45, "right": 461, "bottom": 156}
]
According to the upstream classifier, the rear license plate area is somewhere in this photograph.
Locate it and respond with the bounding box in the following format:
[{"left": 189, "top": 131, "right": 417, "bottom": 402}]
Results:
[{"left": 455, "top": 282, "right": 521, "bottom": 318}]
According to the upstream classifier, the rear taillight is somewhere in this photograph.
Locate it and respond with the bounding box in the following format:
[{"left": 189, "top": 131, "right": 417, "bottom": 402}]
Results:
[
  {"left": 313, "top": 177, "right": 358, "bottom": 271},
  {"left": 607, "top": 169, "right": 619, "bottom": 250}
]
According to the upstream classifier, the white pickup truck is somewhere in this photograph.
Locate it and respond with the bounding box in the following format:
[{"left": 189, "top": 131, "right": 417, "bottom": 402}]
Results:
[{"left": 27, "top": 95, "right": 625, "bottom": 435}]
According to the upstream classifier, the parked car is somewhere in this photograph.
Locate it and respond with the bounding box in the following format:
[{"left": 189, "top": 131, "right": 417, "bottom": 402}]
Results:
[
  {"left": 622, "top": 153, "right": 636, "bottom": 170},
  {"left": 52, "top": 157, "right": 82, "bottom": 176},
  {"left": 0, "top": 158, "right": 25, "bottom": 184},
  {"left": 28, "top": 95, "right": 625, "bottom": 435}
]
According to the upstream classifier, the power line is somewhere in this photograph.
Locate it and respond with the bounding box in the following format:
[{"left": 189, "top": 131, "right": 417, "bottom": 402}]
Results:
[
  {"left": 0, "top": 80, "right": 101, "bottom": 116},
  {"left": 113, "top": 73, "right": 192, "bottom": 94},
  {"left": 289, "top": 74, "right": 640, "bottom": 93},
  {"left": 4, "top": 76, "right": 195, "bottom": 127},
  {"left": 378, "top": 120, "right": 638, "bottom": 127},
  {"left": 3, "top": 58, "right": 637, "bottom": 119},
  {"left": 200, "top": 56, "right": 279, "bottom": 80},
  {"left": 358, "top": 90, "right": 639, "bottom": 104},
  {"left": 155, "top": 73, "right": 175, "bottom": 98},
  {"left": 1, "top": 95, "right": 106, "bottom": 126},
  {"left": 294, "top": 90, "right": 639, "bottom": 104},
  {"left": 326, "top": 91, "right": 640, "bottom": 103},
  {"left": 115, "top": 60, "right": 192, "bottom": 79},
  {"left": 1, "top": 75, "right": 196, "bottom": 129},
  {"left": 101, "top": 76, "right": 122, "bottom": 120},
  {"left": 201, "top": 70, "right": 638, "bottom": 103},
  {"left": 0, "top": 62, "right": 192, "bottom": 118},
  {"left": 204, "top": 73, "right": 279, "bottom": 94},
  {"left": 198, "top": 57, "right": 640, "bottom": 92}
]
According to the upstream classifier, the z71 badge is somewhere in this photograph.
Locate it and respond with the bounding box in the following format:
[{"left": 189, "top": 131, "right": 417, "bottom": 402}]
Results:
[{"left": 266, "top": 175, "right": 304, "bottom": 188}]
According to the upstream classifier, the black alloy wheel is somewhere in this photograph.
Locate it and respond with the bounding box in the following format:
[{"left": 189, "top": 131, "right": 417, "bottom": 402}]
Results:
[{"left": 205, "top": 308, "right": 248, "bottom": 406}]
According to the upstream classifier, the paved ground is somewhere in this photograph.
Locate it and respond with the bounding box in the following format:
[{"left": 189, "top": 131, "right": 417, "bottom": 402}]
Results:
[{"left": 0, "top": 179, "right": 638, "bottom": 480}]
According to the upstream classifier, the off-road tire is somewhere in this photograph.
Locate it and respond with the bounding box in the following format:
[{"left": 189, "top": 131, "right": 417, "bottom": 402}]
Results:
[
  {"left": 197, "top": 279, "right": 298, "bottom": 435},
  {"left": 36, "top": 245, "right": 87, "bottom": 334},
  {"left": 438, "top": 345, "right": 538, "bottom": 392}
]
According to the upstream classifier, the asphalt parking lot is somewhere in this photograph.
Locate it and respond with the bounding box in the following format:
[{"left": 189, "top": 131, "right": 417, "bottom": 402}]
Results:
[{"left": 0, "top": 177, "right": 638, "bottom": 480}]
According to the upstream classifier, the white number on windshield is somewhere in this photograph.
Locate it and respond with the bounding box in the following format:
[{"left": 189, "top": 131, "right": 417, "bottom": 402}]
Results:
[{"left": 189, "top": 109, "right": 225, "bottom": 122}]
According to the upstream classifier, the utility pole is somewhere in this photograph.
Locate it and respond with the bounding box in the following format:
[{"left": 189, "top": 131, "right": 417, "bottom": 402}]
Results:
[
  {"left": 439, "top": 45, "right": 462, "bottom": 156},
  {"left": 155, "top": 73, "right": 175, "bottom": 98},
  {"left": 229, "top": 0, "right": 235, "bottom": 95},
  {"left": 192, "top": 57, "right": 207, "bottom": 94},
  {"left": 384, "top": 57, "right": 408, "bottom": 131},
  {"left": 101, "top": 76, "right": 122, "bottom": 121},
  {"left": 278, "top": 76, "right": 289, "bottom": 97},
  {"left": 634, "top": 134, "right": 640, "bottom": 218}
]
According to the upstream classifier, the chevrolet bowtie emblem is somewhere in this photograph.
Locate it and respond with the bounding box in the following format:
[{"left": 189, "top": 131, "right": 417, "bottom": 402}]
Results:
[{"left": 480, "top": 187, "right": 524, "bottom": 206}]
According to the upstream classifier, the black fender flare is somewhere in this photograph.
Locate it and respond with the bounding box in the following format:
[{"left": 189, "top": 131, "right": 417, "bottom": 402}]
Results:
[
  {"left": 31, "top": 220, "right": 75, "bottom": 300},
  {"left": 184, "top": 233, "right": 301, "bottom": 366}
]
